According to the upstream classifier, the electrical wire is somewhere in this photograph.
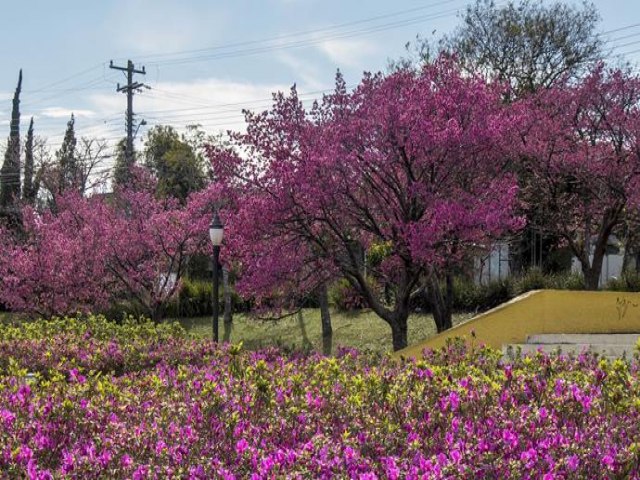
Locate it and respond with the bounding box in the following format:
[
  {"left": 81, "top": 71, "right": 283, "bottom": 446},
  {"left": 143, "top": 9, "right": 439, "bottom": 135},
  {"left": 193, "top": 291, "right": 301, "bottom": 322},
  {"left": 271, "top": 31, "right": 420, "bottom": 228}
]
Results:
[{"left": 119, "top": 0, "right": 463, "bottom": 63}]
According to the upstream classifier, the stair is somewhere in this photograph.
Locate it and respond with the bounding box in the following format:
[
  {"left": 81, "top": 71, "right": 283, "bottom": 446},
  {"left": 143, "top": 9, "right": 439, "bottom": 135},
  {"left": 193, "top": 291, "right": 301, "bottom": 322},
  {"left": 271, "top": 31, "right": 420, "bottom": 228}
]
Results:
[{"left": 503, "top": 334, "right": 640, "bottom": 361}]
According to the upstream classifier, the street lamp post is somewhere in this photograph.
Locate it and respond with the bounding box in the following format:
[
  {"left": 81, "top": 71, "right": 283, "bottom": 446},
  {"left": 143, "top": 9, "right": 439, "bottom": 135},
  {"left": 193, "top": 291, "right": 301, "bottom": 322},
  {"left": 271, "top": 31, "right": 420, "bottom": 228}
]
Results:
[{"left": 209, "top": 211, "right": 224, "bottom": 342}]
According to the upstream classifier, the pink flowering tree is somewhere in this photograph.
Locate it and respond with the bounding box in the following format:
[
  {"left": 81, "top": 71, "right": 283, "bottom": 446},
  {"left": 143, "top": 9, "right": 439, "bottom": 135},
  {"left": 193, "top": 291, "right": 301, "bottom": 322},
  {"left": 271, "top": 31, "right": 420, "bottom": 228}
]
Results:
[
  {"left": 209, "top": 60, "right": 522, "bottom": 350},
  {"left": 517, "top": 65, "right": 640, "bottom": 290},
  {"left": 0, "top": 192, "right": 114, "bottom": 317},
  {"left": 0, "top": 174, "right": 210, "bottom": 320},
  {"left": 103, "top": 184, "right": 210, "bottom": 321}
]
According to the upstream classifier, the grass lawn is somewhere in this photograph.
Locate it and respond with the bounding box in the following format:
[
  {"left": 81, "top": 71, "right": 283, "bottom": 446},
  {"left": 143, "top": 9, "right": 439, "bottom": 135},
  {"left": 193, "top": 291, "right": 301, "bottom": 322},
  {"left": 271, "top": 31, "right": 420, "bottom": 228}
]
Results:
[
  {"left": 174, "top": 309, "right": 472, "bottom": 354},
  {"left": 0, "top": 308, "right": 472, "bottom": 355}
]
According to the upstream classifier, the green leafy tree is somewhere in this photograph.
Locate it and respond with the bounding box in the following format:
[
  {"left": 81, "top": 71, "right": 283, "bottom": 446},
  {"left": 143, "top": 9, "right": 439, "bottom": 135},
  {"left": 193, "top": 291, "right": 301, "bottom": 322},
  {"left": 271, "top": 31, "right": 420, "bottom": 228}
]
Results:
[
  {"left": 143, "top": 125, "right": 206, "bottom": 202},
  {"left": 112, "top": 138, "right": 130, "bottom": 188},
  {"left": 403, "top": 0, "right": 603, "bottom": 97},
  {"left": 40, "top": 118, "right": 109, "bottom": 204}
]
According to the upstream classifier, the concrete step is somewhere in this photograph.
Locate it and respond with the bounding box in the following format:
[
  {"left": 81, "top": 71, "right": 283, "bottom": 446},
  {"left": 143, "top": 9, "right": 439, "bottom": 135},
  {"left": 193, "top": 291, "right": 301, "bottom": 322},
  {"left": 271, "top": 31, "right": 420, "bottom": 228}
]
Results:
[
  {"left": 503, "top": 343, "right": 636, "bottom": 360},
  {"left": 526, "top": 334, "right": 640, "bottom": 346}
]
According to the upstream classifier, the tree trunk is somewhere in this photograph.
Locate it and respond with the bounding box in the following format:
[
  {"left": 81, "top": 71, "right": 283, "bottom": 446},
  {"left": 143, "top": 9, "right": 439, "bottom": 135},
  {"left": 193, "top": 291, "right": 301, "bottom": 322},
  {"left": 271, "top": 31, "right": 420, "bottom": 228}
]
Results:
[
  {"left": 509, "top": 229, "right": 526, "bottom": 275},
  {"left": 344, "top": 269, "right": 411, "bottom": 352},
  {"left": 622, "top": 245, "right": 631, "bottom": 274},
  {"left": 223, "top": 319, "right": 232, "bottom": 342},
  {"left": 316, "top": 283, "right": 333, "bottom": 355},
  {"left": 581, "top": 241, "right": 606, "bottom": 291},
  {"left": 446, "top": 273, "right": 454, "bottom": 320},
  {"left": 223, "top": 268, "right": 232, "bottom": 325},
  {"left": 428, "top": 274, "right": 453, "bottom": 333},
  {"left": 390, "top": 316, "right": 408, "bottom": 351},
  {"left": 150, "top": 302, "right": 165, "bottom": 323},
  {"left": 297, "top": 310, "right": 312, "bottom": 350},
  {"left": 583, "top": 270, "right": 599, "bottom": 290}
]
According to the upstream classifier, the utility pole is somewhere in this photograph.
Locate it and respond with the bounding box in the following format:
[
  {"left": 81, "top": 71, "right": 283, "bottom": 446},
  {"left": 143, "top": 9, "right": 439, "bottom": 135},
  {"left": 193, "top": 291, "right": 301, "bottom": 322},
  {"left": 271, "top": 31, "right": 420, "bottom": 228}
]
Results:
[{"left": 109, "top": 60, "right": 146, "bottom": 170}]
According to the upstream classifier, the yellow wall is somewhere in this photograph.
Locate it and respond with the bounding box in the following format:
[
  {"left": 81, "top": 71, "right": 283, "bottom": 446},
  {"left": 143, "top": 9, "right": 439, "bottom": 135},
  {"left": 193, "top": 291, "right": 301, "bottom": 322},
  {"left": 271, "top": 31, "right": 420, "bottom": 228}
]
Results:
[{"left": 395, "top": 290, "right": 640, "bottom": 359}]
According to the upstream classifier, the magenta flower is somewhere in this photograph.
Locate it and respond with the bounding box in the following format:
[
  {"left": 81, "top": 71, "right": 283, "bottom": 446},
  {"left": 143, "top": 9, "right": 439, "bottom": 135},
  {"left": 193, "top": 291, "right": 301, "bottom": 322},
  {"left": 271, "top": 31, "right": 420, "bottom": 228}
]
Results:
[
  {"left": 0, "top": 408, "right": 15, "bottom": 428},
  {"left": 602, "top": 454, "right": 615, "bottom": 469},
  {"left": 235, "top": 438, "right": 249, "bottom": 456}
]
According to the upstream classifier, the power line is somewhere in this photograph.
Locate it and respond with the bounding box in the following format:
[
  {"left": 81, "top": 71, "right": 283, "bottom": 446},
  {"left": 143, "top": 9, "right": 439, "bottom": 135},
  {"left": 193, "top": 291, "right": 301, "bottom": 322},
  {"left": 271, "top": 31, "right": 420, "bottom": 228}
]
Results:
[
  {"left": 122, "top": 0, "right": 463, "bottom": 63},
  {"left": 138, "top": 85, "right": 345, "bottom": 114},
  {"left": 18, "top": 3, "right": 640, "bottom": 126},
  {"left": 23, "top": 63, "right": 105, "bottom": 96},
  {"left": 600, "top": 23, "right": 640, "bottom": 36},
  {"left": 142, "top": 9, "right": 462, "bottom": 67},
  {"left": 606, "top": 31, "right": 640, "bottom": 44},
  {"left": 21, "top": 73, "right": 119, "bottom": 110},
  {"left": 5, "top": 3, "right": 461, "bottom": 115},
  {"left": 134, "top": 1, "right": 640, "bottom": 69}
]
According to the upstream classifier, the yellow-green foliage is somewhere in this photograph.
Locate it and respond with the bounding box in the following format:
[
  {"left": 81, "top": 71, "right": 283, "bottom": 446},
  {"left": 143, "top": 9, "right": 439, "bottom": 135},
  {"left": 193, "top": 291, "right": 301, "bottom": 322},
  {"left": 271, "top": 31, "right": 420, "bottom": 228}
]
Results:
[{"left": 0, "top": 314, "right": 186, "bottom": 342}]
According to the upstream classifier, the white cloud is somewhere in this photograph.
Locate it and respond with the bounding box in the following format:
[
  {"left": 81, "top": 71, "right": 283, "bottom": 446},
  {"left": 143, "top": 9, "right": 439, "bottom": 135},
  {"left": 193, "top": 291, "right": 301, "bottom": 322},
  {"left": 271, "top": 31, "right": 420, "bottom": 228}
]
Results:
[
  {"left": 87, "top": 77, "right": 296, "bottom": 139},
  {"left": 40, "top": 107, "right": 96, "bottom": 119},
  {"left": 275, "top": 52, "right": 330, "bottom": 91},
  {"left": 316, "top": 38, "right": 378, "bottom": 68}
]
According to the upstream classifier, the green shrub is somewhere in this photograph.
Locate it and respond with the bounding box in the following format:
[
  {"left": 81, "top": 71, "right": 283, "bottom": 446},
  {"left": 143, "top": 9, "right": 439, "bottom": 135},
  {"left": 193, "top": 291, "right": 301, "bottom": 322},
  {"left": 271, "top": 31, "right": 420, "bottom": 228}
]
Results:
[
  {"left": 329, "top": 278, "right": 370, "bottom": 312},
  {"left": 513, "top": 267, "right": 547, "bottom": 292},
  {"left": 165, "top": 278, "right": 250, "bottom": 318},
  {"left": 99, "top": 301, "right": 147, "bottom": 322},
  {"left": 102, "top": 277, "right": 250, "bottom": 321},
  {"left": 606, "top": 271, "right": 640, "bottom": 292},
  {"left": 173, "top": 278, "right": 213, "bottom": 317},
  {"left": 449, "top": 277, "right": 479, "bottom": 311},
  {"left": 547, "top": 271, "right": 585, "bottom": 290},
  {"left": 451, "top": 276, "right": 513, "bottom": 312},
  {"left": 512, "top": 268, "right": 584, "bottom": 294},
  {"left": 479, "top": 278, "right": 514, "bottom": 309},
  {"left": 449, "top": 269, "right": 584, "bottom": 314}
]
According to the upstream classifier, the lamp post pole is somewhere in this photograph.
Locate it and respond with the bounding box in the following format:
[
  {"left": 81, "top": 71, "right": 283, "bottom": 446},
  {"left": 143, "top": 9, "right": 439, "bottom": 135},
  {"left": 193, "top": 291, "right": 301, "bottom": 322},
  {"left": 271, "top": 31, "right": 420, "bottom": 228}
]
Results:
[
  {"left": 209, "top": 211, "right": 224, "bottom": 343},
  {"left": 212, "top": 245, "right": 220, "bottom": 343}
]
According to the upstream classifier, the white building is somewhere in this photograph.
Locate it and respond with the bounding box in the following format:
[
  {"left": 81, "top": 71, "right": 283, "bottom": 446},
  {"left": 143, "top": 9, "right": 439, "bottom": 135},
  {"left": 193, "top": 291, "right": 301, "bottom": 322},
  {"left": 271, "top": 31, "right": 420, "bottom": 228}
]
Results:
[
  {"left": 475, "top": 238, "right": 625, "bottom": 288},
  {"left": 475, "top": 242, "right": 510, "bottom": 285}
]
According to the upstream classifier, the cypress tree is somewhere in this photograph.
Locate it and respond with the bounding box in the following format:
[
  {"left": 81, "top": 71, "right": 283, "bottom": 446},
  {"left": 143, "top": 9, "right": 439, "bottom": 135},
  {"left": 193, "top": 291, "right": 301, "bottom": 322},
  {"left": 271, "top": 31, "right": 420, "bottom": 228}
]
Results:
[
  {"left": 22, "top": 117, "right": 36, "bottom": 203},
  {"left": 56, "top": 114, "right": 79, "bottom": 194},
  {"left": 112, "top": 138, "right": 130, "bottom": 188},
  {"left": 0, "top": 70, "right": 22, "bottom": 222}
]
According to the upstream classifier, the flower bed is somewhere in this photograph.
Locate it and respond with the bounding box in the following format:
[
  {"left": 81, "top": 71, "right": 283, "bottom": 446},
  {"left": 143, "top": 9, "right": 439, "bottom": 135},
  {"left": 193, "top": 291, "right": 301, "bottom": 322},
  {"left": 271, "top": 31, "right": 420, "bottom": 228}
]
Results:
[
  {"left": 0, "top": 317, "right": 639, "bottom": 478},
  {"left": 0, "top": 316, "right": 216, "bottom": 377}
]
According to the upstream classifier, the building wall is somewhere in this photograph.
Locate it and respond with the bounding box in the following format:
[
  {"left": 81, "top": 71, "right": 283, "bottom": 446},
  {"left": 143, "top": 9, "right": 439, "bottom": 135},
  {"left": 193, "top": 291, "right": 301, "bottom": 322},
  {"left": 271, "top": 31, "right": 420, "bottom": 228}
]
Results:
[{"left": 475, "top": 242, "right": 510, "bottom": 285}]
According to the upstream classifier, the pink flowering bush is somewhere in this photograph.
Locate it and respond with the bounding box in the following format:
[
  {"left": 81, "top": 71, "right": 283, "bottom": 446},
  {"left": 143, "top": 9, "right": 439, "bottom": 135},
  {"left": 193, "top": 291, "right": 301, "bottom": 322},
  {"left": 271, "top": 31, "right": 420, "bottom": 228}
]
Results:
[{"left": 0, "top": 318, "right": 639, "bottom": 478}]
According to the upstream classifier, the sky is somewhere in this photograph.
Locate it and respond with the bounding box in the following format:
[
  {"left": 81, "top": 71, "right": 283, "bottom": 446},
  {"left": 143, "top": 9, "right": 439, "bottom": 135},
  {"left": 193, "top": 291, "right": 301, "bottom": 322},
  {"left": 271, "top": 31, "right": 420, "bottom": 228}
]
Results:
[{"left": 1, "top": 0, "right": 640, "bottom": 167}]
